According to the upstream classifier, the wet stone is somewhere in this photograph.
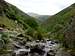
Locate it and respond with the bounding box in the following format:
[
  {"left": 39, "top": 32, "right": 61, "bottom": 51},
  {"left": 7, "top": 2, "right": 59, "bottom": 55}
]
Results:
[{"left": 12, "top": 40, "right": 60, "bottom": 56}]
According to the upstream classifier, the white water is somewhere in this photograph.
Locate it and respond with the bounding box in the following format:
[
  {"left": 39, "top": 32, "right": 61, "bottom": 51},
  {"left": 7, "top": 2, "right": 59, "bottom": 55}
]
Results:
[
  {"left": 14, "top": 48, "right": 30, "bottom": 55},
  {"left": 14, "top": 40, "right": 60, "bottom": 56}
]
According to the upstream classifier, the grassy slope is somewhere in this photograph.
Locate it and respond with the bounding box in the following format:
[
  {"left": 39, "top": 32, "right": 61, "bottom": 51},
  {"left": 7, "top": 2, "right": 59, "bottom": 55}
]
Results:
[
  {"left": 0, "top": 0, "right": 38, "bottom": 30},
  {"left": 43, "top": 3, "right": 75, "bottom": 51},
  {"left": 43, "top": 3, "right": 75, "bottom": 32},
  {"left": 0, "top": 16, "right": 16, "bottom": 29},
  {"left": 42, "top": 3, "right": 75, "bottom": 42},
  {"left": 0, "top": 0, "right": 47, "bottom": 40}
]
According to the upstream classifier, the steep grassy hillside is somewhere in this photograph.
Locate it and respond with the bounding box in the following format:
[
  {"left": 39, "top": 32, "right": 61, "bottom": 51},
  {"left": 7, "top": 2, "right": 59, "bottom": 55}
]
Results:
[
  {"left": 0, "top": 16, "right": 17, "bottom": 29},
  {"left": 43, "top": 3, "right": 75, "bottom": 51},
  {"left": 0, "top": 0, "right": 38, "bottom": 30},
  {"left": 43, "top": 3, "right": 75, "bottom": 32},
  {"left": 0, "top": 0, "right": 47, "bottom": 40}
]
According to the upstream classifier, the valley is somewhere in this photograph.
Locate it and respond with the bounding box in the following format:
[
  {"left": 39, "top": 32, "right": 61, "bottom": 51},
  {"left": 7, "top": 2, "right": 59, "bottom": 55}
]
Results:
[{"left": 0, "top": 0, "right": 75, "bottom": 56}]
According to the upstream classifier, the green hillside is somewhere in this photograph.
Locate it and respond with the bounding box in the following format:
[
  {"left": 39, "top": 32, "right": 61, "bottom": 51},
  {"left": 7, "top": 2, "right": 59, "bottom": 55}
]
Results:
[
  {"left": 43, "top": 3, "right": 75, "bottom": 32},
  {"left": 0, "top": 0, "right": 38, "bottom": 30},
  {"left": 43, "top": 3, "right": 75, "bottom": 50},
  {"left": 0, "top": 0, "right": 47, "bottom": 40}
]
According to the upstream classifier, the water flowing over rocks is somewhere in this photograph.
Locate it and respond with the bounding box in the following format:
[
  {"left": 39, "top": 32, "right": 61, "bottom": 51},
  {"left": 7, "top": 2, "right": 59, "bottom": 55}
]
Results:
[{"left": 11, "top": 40, "right": 60, "bottom": 56}]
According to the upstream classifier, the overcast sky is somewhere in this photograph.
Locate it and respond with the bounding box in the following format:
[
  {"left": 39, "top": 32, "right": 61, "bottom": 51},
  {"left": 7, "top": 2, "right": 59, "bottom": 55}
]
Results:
[{"left": 5, "top": 0, "right": 75, "bottom": 15}]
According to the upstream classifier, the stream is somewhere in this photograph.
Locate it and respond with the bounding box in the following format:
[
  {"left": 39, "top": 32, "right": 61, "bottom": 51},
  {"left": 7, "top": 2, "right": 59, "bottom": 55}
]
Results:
[{"left": 12, "top": 40, "right": 60, "bottom": 56}]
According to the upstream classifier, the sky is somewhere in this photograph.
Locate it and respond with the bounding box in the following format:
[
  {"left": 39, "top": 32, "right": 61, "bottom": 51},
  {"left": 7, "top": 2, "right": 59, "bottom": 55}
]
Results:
[{"left": 5, "top": 0, "right": 75, "bottom": 15}]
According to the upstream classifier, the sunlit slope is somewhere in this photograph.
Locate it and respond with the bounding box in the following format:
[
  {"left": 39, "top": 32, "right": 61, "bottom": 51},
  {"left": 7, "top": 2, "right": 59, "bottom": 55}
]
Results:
[{"left": 0, "top": 0, "right": 38, "bottom": 30}]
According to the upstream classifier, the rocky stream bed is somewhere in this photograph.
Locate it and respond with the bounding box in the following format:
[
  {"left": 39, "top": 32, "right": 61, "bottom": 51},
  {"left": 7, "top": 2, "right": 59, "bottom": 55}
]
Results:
[{"left": 11, "top": 40, "right": 61, "bottom": 56}]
